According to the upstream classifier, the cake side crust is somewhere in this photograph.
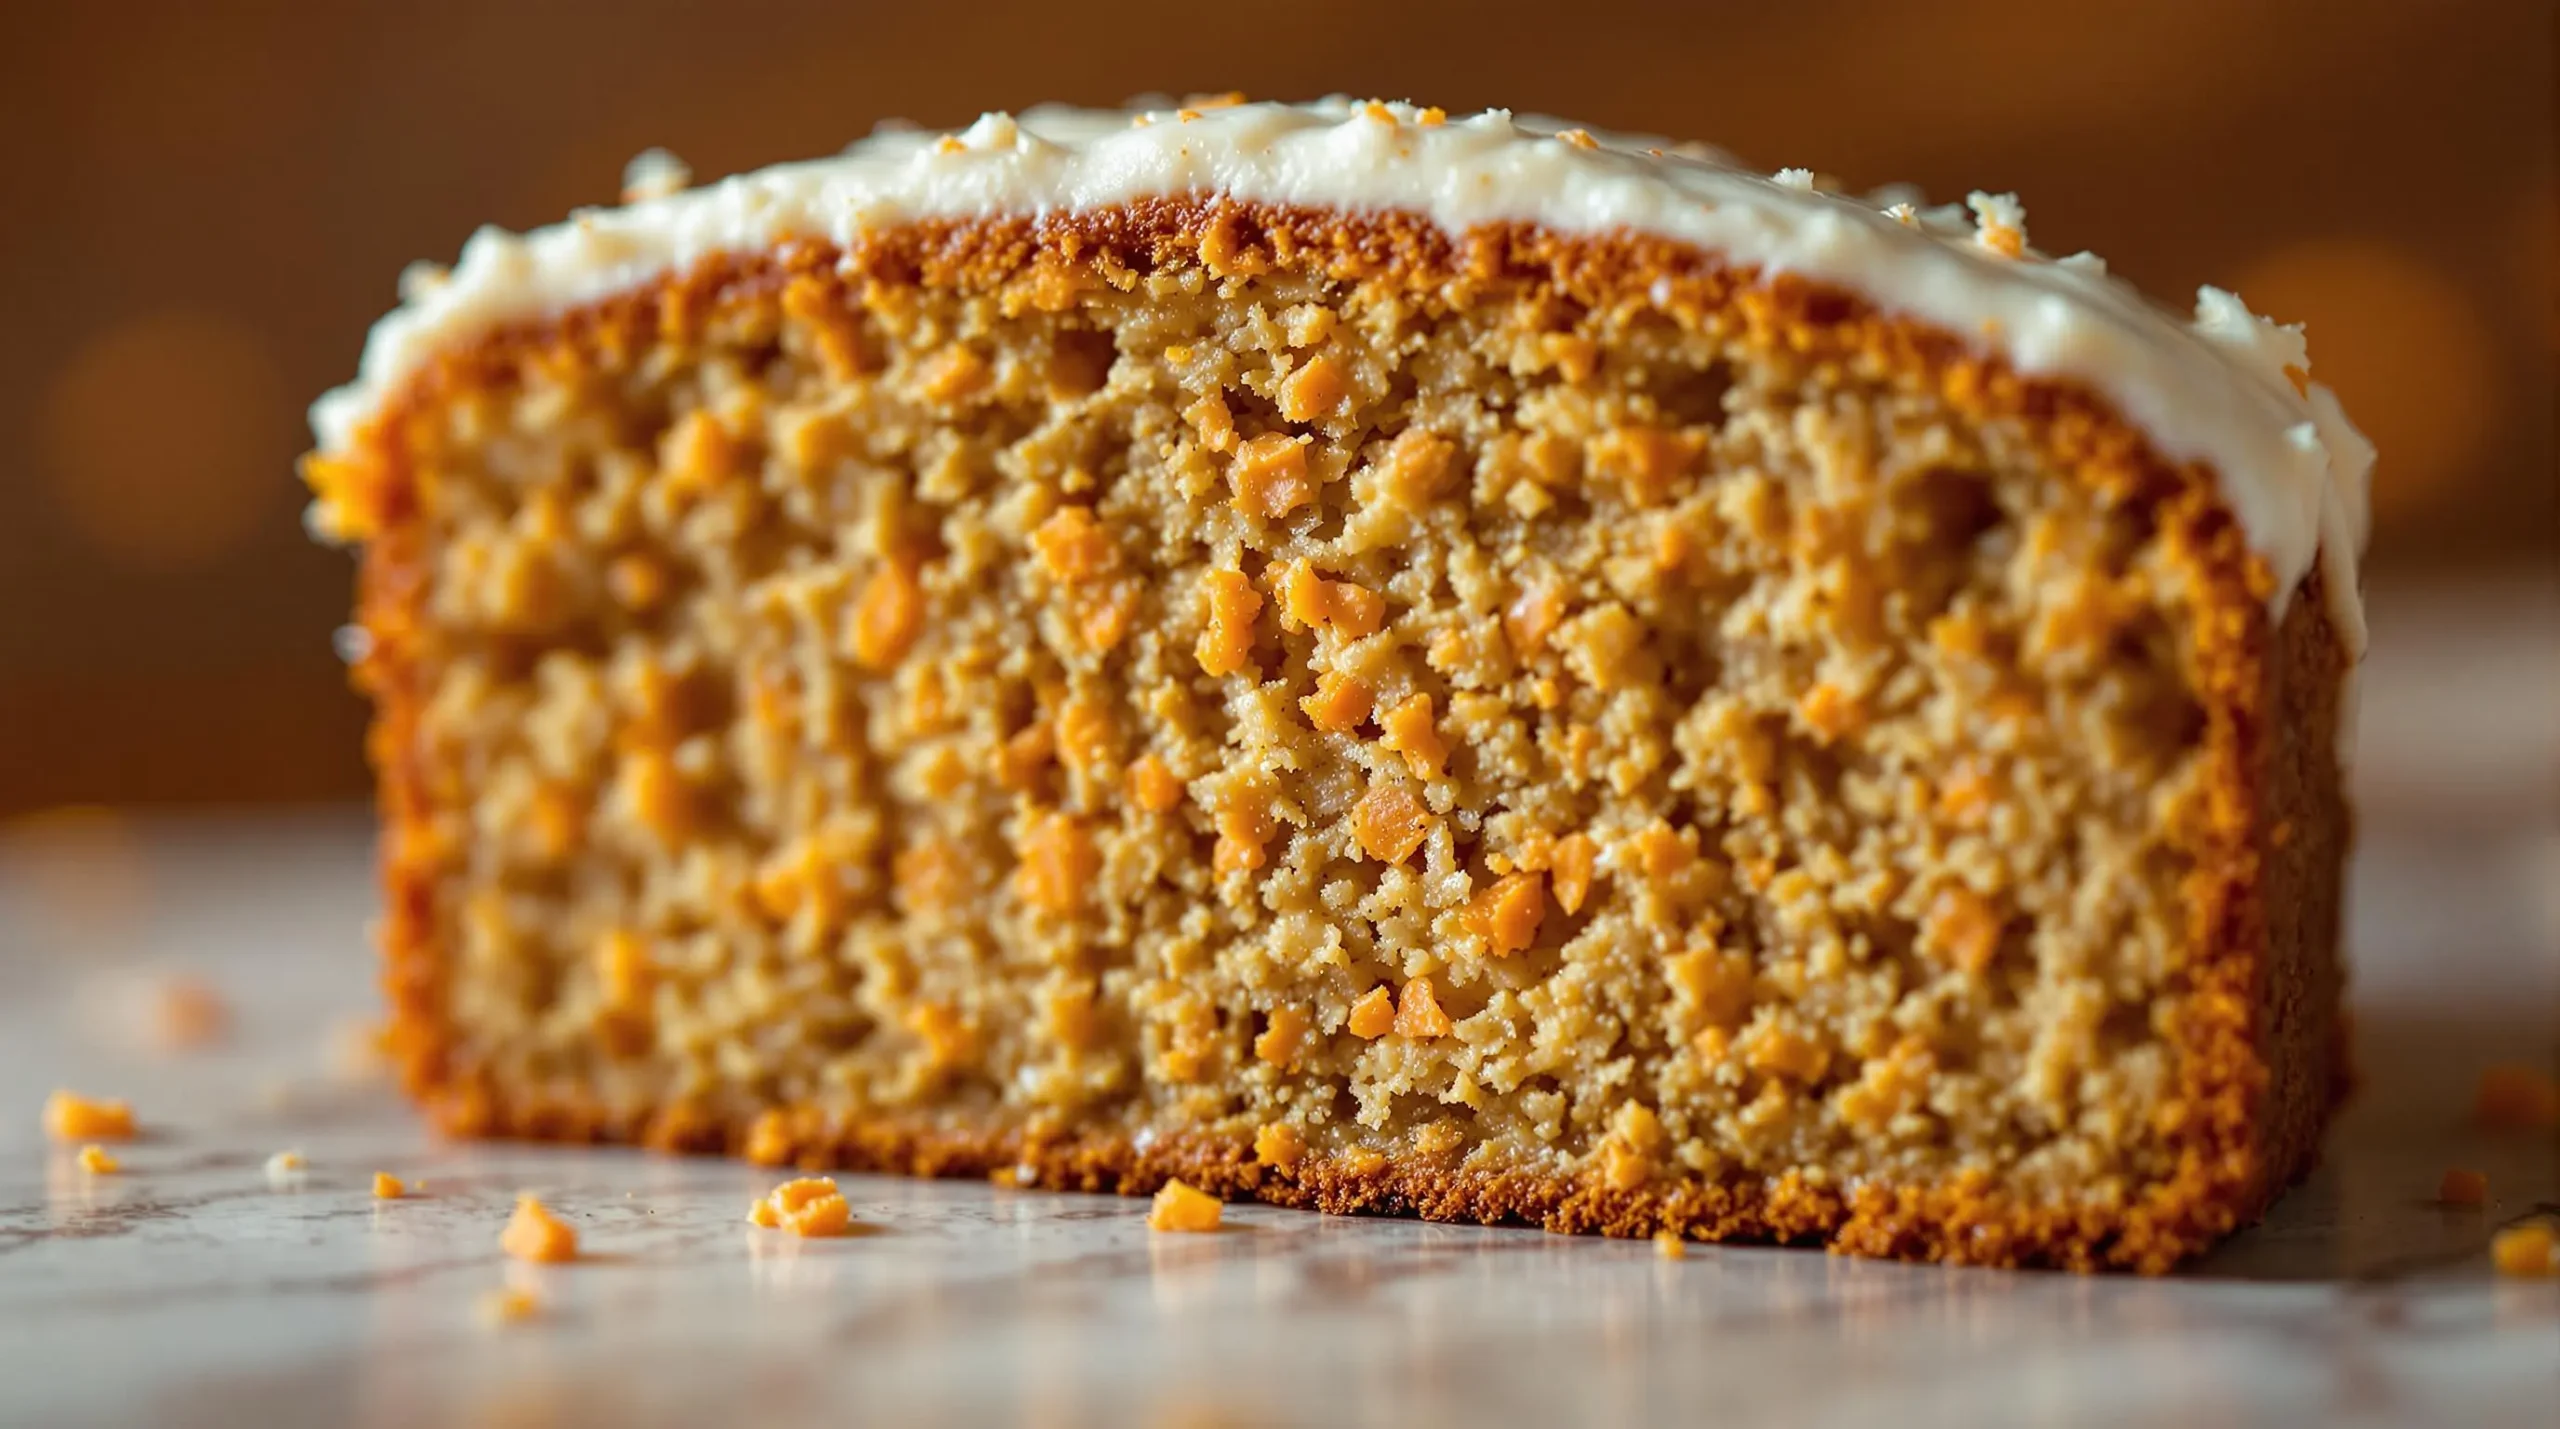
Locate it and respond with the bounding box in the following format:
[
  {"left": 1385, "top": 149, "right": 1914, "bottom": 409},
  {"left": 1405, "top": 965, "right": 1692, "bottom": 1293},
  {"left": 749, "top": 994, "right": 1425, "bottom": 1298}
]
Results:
[{"left": 325, "top": 201, "right": 2343, "bottom": 1272}]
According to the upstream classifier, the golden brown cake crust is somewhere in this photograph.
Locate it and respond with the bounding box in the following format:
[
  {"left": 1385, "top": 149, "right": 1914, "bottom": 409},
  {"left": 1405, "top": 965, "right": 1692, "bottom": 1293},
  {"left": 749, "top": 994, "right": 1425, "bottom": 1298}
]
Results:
[{"left": 329, "top": 200, "right": 2348, "bottom": 1272}]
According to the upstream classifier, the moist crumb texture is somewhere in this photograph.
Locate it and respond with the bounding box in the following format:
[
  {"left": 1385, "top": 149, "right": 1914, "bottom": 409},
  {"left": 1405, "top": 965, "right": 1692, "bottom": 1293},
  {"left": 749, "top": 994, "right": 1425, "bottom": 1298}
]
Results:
[{"left": 310, "top": 203, "right": 2349, "bottom": 1272}]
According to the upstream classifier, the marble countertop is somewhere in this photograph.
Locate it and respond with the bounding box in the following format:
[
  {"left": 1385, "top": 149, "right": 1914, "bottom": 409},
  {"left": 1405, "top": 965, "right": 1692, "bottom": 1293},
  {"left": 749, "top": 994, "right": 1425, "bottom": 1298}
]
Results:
[{"left": 3, "top": 583, "right": 2554, "bottom": 1428}]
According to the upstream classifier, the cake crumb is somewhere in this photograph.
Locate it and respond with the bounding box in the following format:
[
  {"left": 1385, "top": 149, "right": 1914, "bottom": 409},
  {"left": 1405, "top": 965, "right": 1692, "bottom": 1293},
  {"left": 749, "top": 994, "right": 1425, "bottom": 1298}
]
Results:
[
  {"left": 43, "top": 1090, "right": 134, "bottom": 1142},
  {"left": 373, "top": 1171, "right": 408, "bottom": 1200},
  {"left": 502, "top": 1195, "right": 580, "bottom": 1262},
  {"left": 2474, "top": 1063, "right": 2560, "bottom": 1131},
  {"left": 1654, "top": 1230, "right": 1687, "bottom": 1259},
  {"left": 2490, "top": 1222, "right": 2557, "bottom": 1278},
  {"left": 747, "top": 1176, "right": 854, "bottom": 1237},
  {"left": 478, "top": 1286, "right": 543, "bottom": 1325},
  {"left": 1148, "top": 1178, "right": 1223, "bottom": 1232},
  {"left": 264, "top": 1150, "right": 309, "bottom": 1189},
  {"left": 77, "top": 1144, "right": 120, "bottom": 1175}
]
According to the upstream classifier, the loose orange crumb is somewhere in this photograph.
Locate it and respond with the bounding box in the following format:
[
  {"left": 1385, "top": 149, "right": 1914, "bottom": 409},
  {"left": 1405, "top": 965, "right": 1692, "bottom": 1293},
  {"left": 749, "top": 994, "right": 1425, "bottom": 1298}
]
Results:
[
  {"left": 596, "top": 928, "right": 652, "bottom": 1009},
  {"left": 373, "top": 1172, "right": 407, "bottom": 1200},
  {"left": 747, "top": 1177, "right": 854, "bottom": 1237},
  {"left": 478, "top": 1287, "right": 542, "bottom": 1325},
  {"left": 1654, "top": 1231, "right": 1687, "bottom": 1260},
  {"left": 1032, "top": 506, "right": 1117, "bottom": 582},
  {"left": 501, "top": 1195, "right": 579, "bottom": 1263},
  {"left": 1466, "top": 871, "right": 1546, "bottom": 957},
  {"left": 43, "top": 1090, "right": 134, "bottom": 1142},
  {"left": 1347, "top": 986, "right": 1396, "bottom": 1040},
  {"left": 2490, "top": 1222, "right": 2557, "bottom": 1277},
  {"left": 1353, "top": 783, "right": 1434, "bottom": 865},
  {"left": 622, "top": 746, "right": 690, "bottom": 840},
  {"left": 1229, "top": 432, "right": 1314, "bottom": 519},
  {"left": 1747, "top": 1026, "right": 1832, "bottom": 1084},
  {"left": 850, "top": 559, "right": 926, "bottom": 669},
  {"left": 1542, "top": 333, "right": 1600, "bottom": 383},
  {"left": 1278, "top": 354, "right": 1350, "bottom": 422},
  {"left": 1183, "top": 390, "right": 1237, "bottom": 452},
  {"left": 996, "top": 720, "right": 1055, "bottom": 791},
  {"left": 1380, "top": 428, "right": 1457, "bottom": 503},
  {"left": 1254, "top": 1005, "right": 1311, "bottom": 1068},
  {"left": 1147, "top": 1178, "right": 1224, "bottom": 1232},
  {"left": 1796, "top": 682, "right": 1862, "bottom": 743},
  {"left": 2437, "top": 1168, "right": 2488, "bottom": 1206},
  {"left": 1556, "top": 128, "right": 1598, "bottom": 150},
  {"left": 1378, "top": 693, "right": 1448, "bottom": 781},
  {"left": 77, "top": 1144, "right": 119, "bottom": 1175},
  {"left": 920, "top": 344, "right": 991, "bottom": 403},
  {"left": 1253, "top": 1121, "right": 1305, "bottom": 1170},
  {"left": 1393, "top": 977, "right": 1454, "bottom": 1040},
  {"left": 1301, "top": 670, "right": 1374, "bottom": 733},
  {"left": 2474, "top": 1063, "right": 2560, "bottom": 1131},
  {"left": 1055, "top": 699, "right": 1114, "bottom": 773},
  {"left": 1549, "top": 833, "right": 1598, "bottom": 915},
  {"left": 1922, "top": 886, "right": 2004, "bottom": 974},
  {"left": 1212, "top": 789, "right": 1278, "bottom": 876},
  {"left": 1194, "top": 569, "right": 1264, "bottom": 676},
  {"left": 150, "top": 976, "right": 230, "bottom": 1051},
  {"left": 1127, "top": 755, "right": 1185, "bottom": 813},
  {"left": 1628, "top": 822, "right": 1695, "bottom": 884},
  {"left": 1277, "top": 560, "right": 1386, "bottom": 638},
  {"left": 1417, "top": 107, "right": 1447, "bottom": 126},
  {"left": 1019, "top": 812, "right": 1098, "bottom": 914}
]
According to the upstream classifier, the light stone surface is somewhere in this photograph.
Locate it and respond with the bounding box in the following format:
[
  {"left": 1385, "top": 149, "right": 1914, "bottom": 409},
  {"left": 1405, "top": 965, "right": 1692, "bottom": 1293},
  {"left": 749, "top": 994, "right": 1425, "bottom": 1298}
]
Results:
[{"left": 1, "top": 583, "right": 2552, "bottom": 1428}]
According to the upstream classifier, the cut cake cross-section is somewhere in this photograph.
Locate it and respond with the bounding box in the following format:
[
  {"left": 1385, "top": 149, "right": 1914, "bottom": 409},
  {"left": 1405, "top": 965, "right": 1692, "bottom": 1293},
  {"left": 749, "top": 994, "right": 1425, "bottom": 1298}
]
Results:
[{"left": 302, "top": 99, "right": 2372, "bottom": 1272}]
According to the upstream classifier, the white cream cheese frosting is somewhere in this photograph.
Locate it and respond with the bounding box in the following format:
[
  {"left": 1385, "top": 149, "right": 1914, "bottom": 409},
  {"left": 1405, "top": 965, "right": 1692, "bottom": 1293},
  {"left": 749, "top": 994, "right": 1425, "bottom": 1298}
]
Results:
[{"left": 310, "top": 97, "right": 2371, "bottom": 655}]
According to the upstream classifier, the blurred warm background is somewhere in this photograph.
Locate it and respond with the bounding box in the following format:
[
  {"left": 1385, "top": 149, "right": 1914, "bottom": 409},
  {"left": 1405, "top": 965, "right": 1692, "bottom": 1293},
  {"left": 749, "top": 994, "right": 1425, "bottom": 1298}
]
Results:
[{"left": 0, "top": 0, "right": 2550, "bottom": 814}]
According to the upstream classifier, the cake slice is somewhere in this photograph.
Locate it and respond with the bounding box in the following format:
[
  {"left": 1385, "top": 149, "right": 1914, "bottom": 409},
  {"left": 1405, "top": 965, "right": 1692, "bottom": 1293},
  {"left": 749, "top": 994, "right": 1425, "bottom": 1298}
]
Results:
[{"left": 303, "top": 99, "right": 2371, "bottom": 1271}]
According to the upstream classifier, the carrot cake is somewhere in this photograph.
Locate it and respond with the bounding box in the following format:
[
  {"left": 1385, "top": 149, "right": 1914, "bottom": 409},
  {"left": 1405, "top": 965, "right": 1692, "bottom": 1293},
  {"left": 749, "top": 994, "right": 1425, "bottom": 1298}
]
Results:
[{"left": 302, "top": 98, "right": 2371, "bottom": 1271}]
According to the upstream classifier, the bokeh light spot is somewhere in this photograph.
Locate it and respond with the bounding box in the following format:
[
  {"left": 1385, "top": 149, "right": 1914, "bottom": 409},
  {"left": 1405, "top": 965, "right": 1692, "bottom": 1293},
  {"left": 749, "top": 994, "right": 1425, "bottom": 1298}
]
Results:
[
  {"left": 2233, "top": 240, "right": 2498, "bottom": 522},
  {"left": 43, "top": 310, "right": 291, "bottom": 573}
]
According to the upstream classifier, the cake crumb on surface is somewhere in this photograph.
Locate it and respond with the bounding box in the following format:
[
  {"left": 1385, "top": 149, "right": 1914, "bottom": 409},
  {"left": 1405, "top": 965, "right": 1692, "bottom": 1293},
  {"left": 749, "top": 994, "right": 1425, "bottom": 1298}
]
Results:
[
  {"left": 2437, "top": 1169, "right": 2488, "bottom": 1206},
  {"left": 1654, "top": 1231, "right": 1687, "bottom": 1259},
  {"left": 1148, "top": 1179, "right": 1223, "bottom": 1232},
  {"left": 263, "top": 1150, "right": 308, "bottom": 1189},
  {"left": 746, "top": 1177, "right": 854, "bottom": 1237},
  {"left": 43, "top": 1090, "right": 134, "bottom": 1142},
  {"left": 2490, "top": 1222, "right": 2557, "bottom": 1278},
  {"left": 77, "top": 1144, "right": 120, "bottom": 1175},
  {"left": 373, "top": 1172, "right": 408, "bottom": 1200},
  {"left": 2474, "top": 1063, "right": 2560, "bottom": 1131},
  {"left": 501, "top": 1196, "right": 579, "bottom": 1262}
]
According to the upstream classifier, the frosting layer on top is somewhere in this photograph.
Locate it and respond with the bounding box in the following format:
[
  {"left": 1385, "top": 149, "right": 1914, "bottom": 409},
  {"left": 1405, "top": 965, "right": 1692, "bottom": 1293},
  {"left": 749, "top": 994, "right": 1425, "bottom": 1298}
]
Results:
[{"left": 310, "top": 98, "right": 2371, "bottom": 653}]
